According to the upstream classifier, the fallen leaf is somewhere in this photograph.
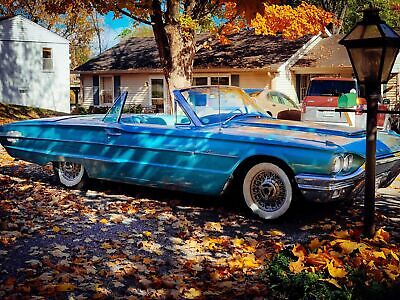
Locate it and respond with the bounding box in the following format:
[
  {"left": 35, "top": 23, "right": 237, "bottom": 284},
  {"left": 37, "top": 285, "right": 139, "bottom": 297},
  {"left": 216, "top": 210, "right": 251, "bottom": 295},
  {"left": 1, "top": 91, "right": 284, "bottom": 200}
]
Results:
[
  {"left": 268, "top": 230, "right": 285, "bottom": 237},
  {"left": 55, "top": 283, "right": 75, "bottom": 292},
  {"left": 184, "top": 287, "right": 202, "bottom": 299},
  {"left": 374, "top": 228, "right": 390, "bottom": 243},
  {"left": 308, "top": 238, "right": 323, "bottom": 250},
  {"left": 331, "top": 230, "right": 350, "bottom": 239},
  {"left": 52, "top": 226, "right": 61, "bottom": 233},
  {"left": 289, "top": 259, "right": 305, "bottom": 274},
  {"left": 319, "top": 278, "right": 341, "bottom": 289},
  {"left": 327, "top": 260, "right": 347, "bottom": 278},
  {"left": 205, "top": 222, "right": 222, "bottom": 232},
  {"left": 292, "top": 244, "right": 307, "bottom": 259}
]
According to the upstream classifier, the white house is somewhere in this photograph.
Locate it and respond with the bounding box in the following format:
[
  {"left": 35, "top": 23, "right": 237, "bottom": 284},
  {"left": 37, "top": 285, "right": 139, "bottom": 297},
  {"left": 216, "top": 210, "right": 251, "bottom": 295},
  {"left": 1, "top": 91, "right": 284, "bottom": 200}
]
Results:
[
  {"left": 73, "top": 31, "right": 320, "bottom": 112},
  {"left": 0, "top": 15, "right": 70, "bottom": 113},
  {"left": 73, "top": 30, "right": 400, "bottom": 112}
]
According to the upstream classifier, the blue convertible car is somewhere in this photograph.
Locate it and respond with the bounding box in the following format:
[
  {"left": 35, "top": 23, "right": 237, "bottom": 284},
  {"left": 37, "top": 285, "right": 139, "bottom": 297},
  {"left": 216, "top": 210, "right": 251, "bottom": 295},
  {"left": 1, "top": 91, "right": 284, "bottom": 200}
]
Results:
[{"left": 1, "top": 86, "right": 399, "bottom": 219}]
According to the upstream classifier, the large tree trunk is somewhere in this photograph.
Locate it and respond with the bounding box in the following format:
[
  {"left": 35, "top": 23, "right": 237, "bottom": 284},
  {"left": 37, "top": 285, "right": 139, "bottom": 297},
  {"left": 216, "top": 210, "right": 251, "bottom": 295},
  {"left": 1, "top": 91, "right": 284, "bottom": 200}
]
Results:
[
  {"left": 150, "top": 0, "right": 196, "bottom": 114},
  {"left": 163, "top": 25, "right": 196, "bottom": 114}
]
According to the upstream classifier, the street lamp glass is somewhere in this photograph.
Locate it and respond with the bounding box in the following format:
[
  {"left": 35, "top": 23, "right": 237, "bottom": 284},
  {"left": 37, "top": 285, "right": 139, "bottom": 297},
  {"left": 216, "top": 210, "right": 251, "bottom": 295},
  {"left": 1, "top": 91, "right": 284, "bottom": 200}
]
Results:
[
  {"left": 339, "top": 8, "right": 400, "bottom": 84},
  {"left": 348, "top": 47, "right": 382, "bottom": 83}
]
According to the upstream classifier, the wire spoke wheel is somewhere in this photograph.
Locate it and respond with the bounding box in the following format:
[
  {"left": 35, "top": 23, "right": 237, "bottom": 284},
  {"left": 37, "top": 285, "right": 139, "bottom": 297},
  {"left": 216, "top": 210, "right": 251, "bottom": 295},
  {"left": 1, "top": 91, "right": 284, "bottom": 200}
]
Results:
[
  {"left": 250, "top": 171, "right": 287, "bottom": 212},
  {"left": 56, "top": 161, "right": 86, "bottom": 188},
  {"left": 243, "top": 162, "right": 292, "bottom": 219}
]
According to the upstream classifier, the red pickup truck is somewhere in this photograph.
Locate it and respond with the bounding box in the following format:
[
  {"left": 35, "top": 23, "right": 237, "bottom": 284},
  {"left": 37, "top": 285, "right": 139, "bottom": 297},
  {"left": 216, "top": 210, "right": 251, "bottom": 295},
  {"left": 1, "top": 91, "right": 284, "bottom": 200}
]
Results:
[{"left": 301, "top": 77, "right": 387, "bottom": 127}]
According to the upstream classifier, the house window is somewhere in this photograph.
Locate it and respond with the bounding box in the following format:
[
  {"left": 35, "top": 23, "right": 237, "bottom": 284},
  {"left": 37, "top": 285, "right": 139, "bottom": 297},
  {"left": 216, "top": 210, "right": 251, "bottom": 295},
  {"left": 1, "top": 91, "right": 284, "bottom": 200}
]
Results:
[
  {"left": 151, "top": 78, "right": 164, "bottom": 112},
  {"left": 231, "top": 74, "right": 240, "bottom": 87},
  {"left": 193, "top": 75, "right": 235, "bottom": 86},
  {"left": 100, "top": 76, "right": 114, "bottom": 105},
  {"left": 193, "top": 77, "right": 208, "bottom": 86},
  {"left": 211, "top": 76, "right": 229, "bottom": 85},
  {"left": 42, "top": 48, "right": 53, "bottom": 71}
]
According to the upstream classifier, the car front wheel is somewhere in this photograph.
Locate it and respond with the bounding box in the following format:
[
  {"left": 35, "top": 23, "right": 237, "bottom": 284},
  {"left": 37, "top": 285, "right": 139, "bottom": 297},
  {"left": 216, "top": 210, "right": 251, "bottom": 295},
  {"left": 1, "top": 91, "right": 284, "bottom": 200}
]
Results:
[
  {"left": 243, "top": 162, "right": 292, "bottom": 219},
  {"left": 54, "top": 161, "right": 87, "bottom": 189}
]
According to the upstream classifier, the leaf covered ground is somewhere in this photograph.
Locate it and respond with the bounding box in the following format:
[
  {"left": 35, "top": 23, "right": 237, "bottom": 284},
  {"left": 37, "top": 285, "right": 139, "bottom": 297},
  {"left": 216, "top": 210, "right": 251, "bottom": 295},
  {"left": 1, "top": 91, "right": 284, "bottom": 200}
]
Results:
[
  {"left": 1, "top": 146, "right": 399, "bottom": 299},
  {"left": 1, "top": 113, "right": 400, "bottom": 299}
]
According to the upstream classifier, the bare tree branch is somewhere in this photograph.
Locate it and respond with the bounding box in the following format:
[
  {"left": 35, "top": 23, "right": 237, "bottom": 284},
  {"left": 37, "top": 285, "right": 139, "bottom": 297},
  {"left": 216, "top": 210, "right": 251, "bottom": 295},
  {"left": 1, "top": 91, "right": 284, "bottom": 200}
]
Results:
[{"left": 116, "top": 6, "right": 152, "bottom": 25}]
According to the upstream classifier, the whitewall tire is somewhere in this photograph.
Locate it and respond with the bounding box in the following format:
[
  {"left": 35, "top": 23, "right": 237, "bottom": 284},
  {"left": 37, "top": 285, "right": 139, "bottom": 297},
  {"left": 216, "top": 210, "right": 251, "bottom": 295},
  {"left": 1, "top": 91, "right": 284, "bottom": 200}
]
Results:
[
  {"left": 243, "top": 162, "right": 292, "bottom": 219},
  {"left": 54, "top": 161, "right": 87, "bottom": 189}
]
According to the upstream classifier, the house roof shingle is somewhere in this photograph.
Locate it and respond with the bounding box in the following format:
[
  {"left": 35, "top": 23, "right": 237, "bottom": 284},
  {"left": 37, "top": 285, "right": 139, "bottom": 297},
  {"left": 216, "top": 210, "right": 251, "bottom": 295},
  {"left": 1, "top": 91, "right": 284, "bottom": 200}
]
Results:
[
  {"left": 0, "top": 16, "right": 14, "bottom": 22},
  {"left": 75, "top": 31, "right": 311, "bottom": 72},
  {"left": 292, "top": 35, "right": 351, "bottom": 70}
]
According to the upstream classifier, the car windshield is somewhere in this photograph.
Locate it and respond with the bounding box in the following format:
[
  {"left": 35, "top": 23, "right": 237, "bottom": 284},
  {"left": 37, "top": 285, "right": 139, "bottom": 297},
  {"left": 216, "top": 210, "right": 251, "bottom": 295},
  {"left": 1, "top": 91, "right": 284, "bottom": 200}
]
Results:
[
  {"left": 307, "top": 80, "right": 357, "bottom": 96},
  {"left": 181, "top": 86, "right": 268, "bottom": 125}
]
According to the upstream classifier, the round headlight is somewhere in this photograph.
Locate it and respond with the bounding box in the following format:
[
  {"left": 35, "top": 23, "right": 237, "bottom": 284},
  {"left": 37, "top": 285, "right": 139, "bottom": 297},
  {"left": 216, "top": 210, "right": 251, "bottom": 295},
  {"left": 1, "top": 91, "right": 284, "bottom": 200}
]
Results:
[
  {"left": 332, "top": 156, "right": 344, "bottom": 174},
  {"left": 343, "top": 154, "right": 353, "bottom": 172}
]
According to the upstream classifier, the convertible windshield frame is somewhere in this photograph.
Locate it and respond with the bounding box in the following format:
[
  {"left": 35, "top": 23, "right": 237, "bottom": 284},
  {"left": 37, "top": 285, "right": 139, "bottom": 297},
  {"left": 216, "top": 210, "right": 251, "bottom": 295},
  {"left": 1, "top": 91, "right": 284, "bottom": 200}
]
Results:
[
  {"left": 174, "top": 86, "right": 268, "bottom": 126},
  {"left": 103, "top": 91, "right": 128, "bottom": 123}
]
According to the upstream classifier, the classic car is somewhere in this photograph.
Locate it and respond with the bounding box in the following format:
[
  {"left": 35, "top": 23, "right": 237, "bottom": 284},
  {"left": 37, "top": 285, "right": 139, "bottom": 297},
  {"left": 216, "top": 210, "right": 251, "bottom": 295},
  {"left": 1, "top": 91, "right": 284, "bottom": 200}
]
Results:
[
  {"left": 1, "top": 86, "right": 400, "bottom": 220},
  {"left": 301, "top": 77, "right": 387, "bottom": 128},
  {"left": 254, "top": 90, "right": 301, "bottom": 121},
  {"left": 244, "top": 88, "right": 302, "bottom": 121}
]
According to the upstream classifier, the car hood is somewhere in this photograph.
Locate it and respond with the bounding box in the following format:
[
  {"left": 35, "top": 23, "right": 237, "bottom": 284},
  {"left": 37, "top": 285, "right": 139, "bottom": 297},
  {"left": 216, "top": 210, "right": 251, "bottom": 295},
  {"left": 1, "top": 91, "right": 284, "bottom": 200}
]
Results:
[{"left": 222, "top": 117, "right": 400, "bottom": 158}]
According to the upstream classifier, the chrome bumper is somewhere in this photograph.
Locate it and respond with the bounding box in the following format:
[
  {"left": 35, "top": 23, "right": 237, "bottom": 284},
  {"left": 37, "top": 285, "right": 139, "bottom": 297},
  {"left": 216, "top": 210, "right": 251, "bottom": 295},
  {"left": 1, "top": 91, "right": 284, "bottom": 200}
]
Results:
[{"left": 295, "top": 155, "right": 400, "bottom": 202}]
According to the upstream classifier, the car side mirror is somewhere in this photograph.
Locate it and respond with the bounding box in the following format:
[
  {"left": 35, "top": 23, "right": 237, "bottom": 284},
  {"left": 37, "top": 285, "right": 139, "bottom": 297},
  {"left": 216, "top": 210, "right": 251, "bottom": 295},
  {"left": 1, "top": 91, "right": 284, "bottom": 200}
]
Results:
[
  {"left": 338, "top": 93, "right": 357, "bottom": 108},
  {"left": 383, "top": 99, "right": 390, "bottom": 105}
]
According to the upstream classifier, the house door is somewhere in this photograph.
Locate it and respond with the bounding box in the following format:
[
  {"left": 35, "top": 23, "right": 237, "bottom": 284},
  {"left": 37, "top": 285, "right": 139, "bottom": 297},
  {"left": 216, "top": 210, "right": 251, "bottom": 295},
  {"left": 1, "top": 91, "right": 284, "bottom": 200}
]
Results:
[
  {"left": 149, "top": 77, "right": 166, "bottom": 113},
  {"left": 100, "top": 76, "right": 114, "bottom": 106}
]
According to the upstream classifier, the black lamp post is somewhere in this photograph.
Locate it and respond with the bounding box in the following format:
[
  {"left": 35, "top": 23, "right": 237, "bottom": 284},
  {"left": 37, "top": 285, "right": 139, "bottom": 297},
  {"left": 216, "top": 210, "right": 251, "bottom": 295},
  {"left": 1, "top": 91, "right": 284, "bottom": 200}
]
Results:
[{"left": 339, "top": 7, "right": 400, "bottom": 236}]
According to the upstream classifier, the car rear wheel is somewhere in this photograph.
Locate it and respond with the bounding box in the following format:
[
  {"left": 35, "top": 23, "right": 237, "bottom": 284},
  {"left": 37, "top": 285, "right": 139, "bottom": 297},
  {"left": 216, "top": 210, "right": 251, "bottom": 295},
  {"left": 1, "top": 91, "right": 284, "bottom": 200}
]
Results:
[
  {"left": 54, "top": 161, "right": 87, "bottom": 189},
  {"left": 243, "top": 162, "right": 292, "bottom": 219}
]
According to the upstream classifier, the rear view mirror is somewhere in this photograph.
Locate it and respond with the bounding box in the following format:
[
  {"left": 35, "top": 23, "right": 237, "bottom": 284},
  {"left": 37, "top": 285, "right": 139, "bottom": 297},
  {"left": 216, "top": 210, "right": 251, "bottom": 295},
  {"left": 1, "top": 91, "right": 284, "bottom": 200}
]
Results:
[
  {"left": 190, "top": 93, "right": 207, "bottom": 106},
  {"left": 338, "top": 93, "right": 357, "bottom": 108},
  {"left": 383, "top": 99, "right": 390, "bottom": 105}
]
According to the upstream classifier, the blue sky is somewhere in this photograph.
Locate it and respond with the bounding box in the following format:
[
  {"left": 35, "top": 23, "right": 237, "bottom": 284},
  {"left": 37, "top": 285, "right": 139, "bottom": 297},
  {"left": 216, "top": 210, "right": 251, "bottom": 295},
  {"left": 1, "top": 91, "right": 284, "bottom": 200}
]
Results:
[
  {"left": 104, "top": 12, "right": 131, "bottom": 30},
  {"left": 91, "top": 13, "right": 132, "bottom": 55}
]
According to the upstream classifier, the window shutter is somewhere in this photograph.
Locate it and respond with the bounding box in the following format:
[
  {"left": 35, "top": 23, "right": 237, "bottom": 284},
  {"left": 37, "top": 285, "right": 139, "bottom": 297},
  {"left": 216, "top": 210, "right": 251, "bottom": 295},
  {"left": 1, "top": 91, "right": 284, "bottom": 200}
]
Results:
[
  {"left": 93, "top": 75, "right": 99, "bottom": 106},
  {"left": 231, "top": 74, "right": 240, "bottom": 86},
  {"left": 114, "top": 75, "right": 121, "bottom": 98}
]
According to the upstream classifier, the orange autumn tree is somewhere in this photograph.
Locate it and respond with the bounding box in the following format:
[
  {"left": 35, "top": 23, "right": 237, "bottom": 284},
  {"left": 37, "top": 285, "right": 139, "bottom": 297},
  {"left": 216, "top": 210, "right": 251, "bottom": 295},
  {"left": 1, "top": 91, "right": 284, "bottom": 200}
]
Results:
[{"left": 46, "top": 1, "right": 334, "bottom": 113}]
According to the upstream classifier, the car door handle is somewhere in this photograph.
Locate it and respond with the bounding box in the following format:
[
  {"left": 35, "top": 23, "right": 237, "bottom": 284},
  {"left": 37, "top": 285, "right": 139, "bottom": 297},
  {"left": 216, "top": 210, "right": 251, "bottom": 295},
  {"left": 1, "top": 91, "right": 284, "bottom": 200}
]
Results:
[{"left": 106, "top": 128, "right": 122, "bottom": 136}]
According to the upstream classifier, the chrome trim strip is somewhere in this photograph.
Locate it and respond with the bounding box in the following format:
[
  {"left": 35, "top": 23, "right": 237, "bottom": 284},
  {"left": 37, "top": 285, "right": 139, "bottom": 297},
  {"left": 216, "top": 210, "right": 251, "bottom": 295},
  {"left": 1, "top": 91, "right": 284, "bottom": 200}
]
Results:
[
  {"left": 2, "top": 135, "right": 239, "bottom": 159},
  {"left": 5, "top": 145, "right": 231, "bottom": 175},
  {"left": 3, "top": 136, "right": 196, "bottom": 155},
  {"left": 195, "top": 151, "right": 238, "bottom": 159},
  {"left": 295, "top": 167, "right": 364, "bottom": 188},
  {"left": 295, "top": 154, "right": 400, "bottom": 192},
  {"left": 376, "top": 154, "right": 400, "bottom": 165}
]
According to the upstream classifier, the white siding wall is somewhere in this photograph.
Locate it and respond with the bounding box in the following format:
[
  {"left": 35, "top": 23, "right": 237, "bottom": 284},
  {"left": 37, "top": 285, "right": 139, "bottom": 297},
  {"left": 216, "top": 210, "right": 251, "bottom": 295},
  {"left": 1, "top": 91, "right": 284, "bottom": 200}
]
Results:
[
  {"left": 122, "top": 74, "right": 151, "bottom": 107},
  {"left": 0, "top": 16, "right": 70, "bottom": 113},
  {"left": 237, "top": 73, "right": 272, "bottom": 89},
  {"left": 80, "top": 74, "right": 151, "bottom": 108},
  {"left": 392, "top": 54, "right": 400, "bottom": 73},
  {"left": 271, "top": 69, "right": 299, "bottom": 102},
  {"left": 80, "top": 72, "right": 274, "bottom": 108},
  {"left": 81, "top": 75, "right": 94, "bottom": 108}
]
